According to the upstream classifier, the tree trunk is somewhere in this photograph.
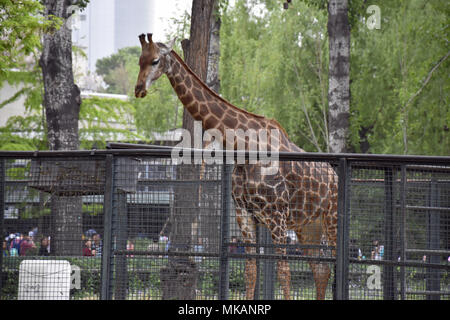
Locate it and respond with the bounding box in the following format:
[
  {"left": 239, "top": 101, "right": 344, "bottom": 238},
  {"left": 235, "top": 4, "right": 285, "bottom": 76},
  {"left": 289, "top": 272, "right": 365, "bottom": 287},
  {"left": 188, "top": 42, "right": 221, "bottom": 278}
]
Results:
[
  {"left": 39, "top": 0, "right": 82, "bottom": 256},
  {"left": 206, "top": 1, "right": 221, "bottom": 94},
  {"left": 327, "top": 0, "right": 350, "bottom": 153},
  {"left": 162, "top": 0, "right": 218, "bottom": 300},
  {"left": 181, "top": 0, "right": 216, "bottom": 136}
]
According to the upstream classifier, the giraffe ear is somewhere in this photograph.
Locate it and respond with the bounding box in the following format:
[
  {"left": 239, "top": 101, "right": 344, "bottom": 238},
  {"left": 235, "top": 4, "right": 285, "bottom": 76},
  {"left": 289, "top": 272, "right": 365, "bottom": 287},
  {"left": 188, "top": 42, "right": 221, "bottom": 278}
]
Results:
[{"left": 161, "top": 37, "right": 177, "bottom": 54}]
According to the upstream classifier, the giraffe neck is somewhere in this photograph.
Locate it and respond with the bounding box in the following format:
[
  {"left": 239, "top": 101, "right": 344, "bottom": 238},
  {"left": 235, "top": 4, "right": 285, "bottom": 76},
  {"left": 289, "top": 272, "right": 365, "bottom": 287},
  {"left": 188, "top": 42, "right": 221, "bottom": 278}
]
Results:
[{"left": 165, "top": 50, "right": 299, "bottom": 152}]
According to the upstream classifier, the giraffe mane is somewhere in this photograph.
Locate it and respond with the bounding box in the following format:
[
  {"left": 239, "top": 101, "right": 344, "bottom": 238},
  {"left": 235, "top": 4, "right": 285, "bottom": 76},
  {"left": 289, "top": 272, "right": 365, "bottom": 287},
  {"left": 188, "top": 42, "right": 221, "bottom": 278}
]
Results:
[
  {"left": 170, "top": 50, "right": 266, "bottom": 119},
  {"left": 169, "top": 50, "right": 292, "bottom": 141}
]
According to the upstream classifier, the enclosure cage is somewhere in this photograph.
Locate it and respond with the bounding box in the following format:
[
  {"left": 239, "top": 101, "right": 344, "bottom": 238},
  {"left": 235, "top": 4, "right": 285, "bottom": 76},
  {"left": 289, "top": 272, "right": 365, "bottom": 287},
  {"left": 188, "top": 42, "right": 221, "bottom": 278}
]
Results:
[{"left": 0, "top": 146, "right": 449, "bottom": 300}]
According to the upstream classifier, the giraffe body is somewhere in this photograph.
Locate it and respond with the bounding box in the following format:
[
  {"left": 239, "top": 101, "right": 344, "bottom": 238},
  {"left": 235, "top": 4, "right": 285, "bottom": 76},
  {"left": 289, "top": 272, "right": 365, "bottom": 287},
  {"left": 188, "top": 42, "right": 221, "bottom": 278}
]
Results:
[{"left": 135, "top": 34, "right": 338, "bottom": 300}]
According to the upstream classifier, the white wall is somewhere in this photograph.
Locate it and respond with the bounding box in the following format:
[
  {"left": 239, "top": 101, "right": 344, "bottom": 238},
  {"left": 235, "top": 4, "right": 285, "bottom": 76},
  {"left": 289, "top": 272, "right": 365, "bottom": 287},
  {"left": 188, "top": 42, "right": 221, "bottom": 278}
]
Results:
[{"left": 0, "top": 82, "right": 28, "bottom": 127}]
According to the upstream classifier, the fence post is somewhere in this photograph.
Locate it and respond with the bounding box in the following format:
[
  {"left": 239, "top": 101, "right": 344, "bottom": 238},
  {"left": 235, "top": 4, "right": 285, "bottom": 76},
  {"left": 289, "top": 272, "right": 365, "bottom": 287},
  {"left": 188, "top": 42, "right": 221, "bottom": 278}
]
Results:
[
  {"left": 218, "top": 163, "right": 232, "bottom": 300},
  {"left": 101, "top": 154, "right": 114, "bottom": 300},
  {"left": 399, "top": 165, "right": 407, "bottom": 300},
  {"left": 261, "top": 227, "right": 275, "bottom": 300},
  {"left": 254, "top": 226, "right": 260, "bottom": 299},
  {"left": 113, "top": 156, "right": 129, "bottom": 300},
  {"left": 384, "top": 167, "right": 395, "bottom": 300},
  {"left": 427, "top": 178, "right": 441, "bottom": 300},
  {"left": 335, "top": 158, "right": 350, "bottom": 300},
  {"left": 0, "top": 158, "right": 5, "bottom": 296}
]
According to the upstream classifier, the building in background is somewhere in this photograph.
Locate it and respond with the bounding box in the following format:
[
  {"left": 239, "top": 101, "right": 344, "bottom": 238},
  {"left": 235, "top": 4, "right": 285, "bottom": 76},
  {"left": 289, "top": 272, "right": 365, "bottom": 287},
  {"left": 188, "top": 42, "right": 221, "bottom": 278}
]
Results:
[
  {"left": 72, "top": 0, "right": 155, "bottom": 73},
  {"left": 1, "top": 0, "right": 190, "bottom": 139}
]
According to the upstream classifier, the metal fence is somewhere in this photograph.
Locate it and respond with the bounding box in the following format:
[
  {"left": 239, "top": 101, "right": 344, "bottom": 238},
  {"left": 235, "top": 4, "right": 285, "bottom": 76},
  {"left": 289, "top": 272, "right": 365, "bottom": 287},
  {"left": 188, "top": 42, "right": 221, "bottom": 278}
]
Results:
[{"left": 0, "top": 146, "right": 449, "bottom": 300}]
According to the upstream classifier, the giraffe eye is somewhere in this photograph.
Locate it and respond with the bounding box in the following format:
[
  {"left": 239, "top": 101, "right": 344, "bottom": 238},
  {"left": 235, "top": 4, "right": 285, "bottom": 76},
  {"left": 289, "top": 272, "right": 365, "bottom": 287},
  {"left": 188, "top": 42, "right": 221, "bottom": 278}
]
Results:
[{"left": 152, "top": 59, "right": 160, "bottom": 66}]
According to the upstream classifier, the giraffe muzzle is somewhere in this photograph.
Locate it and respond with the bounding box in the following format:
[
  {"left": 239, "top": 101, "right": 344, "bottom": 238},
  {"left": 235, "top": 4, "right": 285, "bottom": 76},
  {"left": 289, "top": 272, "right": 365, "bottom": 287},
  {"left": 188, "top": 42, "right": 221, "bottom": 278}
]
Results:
[{"left": 135, "top": 84, "right": 147, "bottom": 98}]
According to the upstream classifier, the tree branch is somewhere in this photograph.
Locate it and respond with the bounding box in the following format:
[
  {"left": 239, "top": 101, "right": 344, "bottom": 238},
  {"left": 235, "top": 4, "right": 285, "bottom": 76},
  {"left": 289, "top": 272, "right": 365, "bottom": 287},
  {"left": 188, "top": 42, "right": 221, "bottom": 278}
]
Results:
[
  {"left": 402, "top": 49, "right": 450, "bottom": 113},
  {"left": 401, "top": 49, "right": 450, "bottom": 154},
  {"left": 293, "top": 63, "right": 323, "bottom": 152}
]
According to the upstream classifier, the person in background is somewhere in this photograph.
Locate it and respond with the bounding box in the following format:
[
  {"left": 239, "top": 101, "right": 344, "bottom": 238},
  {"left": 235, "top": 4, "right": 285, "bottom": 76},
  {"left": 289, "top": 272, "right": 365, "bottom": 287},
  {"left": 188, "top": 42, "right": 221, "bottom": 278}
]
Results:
[
  {"left": 229, "top": 236, "right": 238, "bottom": 254},
  {"left": 147, "top": 237, "right": 159, "bottom": 251},
  {"left": 236, "top": 239, "right": 245, "bottom": 254},
  {"left": 91, "top": 233, "right": 103, "bottom": 257},
  {"left": 127, "top": 239, "right": 135, "bottom": 258},
  {"left": 83, "top": 239, "right": 93, "bottom": 256},
  {"left": 2, "top": 240, "right": 9, "bottom": 257},
  {"left": 39, "top": 237, "right": 50, "bottom": 256},
  {"left": 193, "top": 237, "right": 204, "bottom": 263},
  {"left": 10, "top": 233, "right": 22, "bottom": 256},
  {"left": 371, "top": 240, "right": 382, "bottom": 260},
  {"left": 19, "top": 234, "right": 36, "bottom": 256}
]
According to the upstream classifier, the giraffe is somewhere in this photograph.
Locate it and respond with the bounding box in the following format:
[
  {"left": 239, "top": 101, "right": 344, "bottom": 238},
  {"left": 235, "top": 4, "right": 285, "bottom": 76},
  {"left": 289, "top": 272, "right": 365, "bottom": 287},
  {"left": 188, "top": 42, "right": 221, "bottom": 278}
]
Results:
[{"left": 135, "top": 34, "right": 338, "bottom": 300}]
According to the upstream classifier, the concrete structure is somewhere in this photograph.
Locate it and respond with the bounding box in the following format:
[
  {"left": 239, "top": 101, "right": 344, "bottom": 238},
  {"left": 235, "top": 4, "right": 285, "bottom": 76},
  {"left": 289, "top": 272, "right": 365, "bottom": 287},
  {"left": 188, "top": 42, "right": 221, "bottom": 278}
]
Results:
[{"left": 72, "top": 0, "right": 155, "bottom": 72}]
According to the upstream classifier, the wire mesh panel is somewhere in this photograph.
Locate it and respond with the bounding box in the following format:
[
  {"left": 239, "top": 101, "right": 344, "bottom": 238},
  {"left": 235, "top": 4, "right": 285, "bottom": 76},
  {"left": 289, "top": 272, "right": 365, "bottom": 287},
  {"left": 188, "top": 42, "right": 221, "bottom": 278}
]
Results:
[
  {"left": 1, "top": 157, "right": 106, "bottom": 300},
  {"left": 348, "top": 163, "right": 450, "bottom": 300},
  {"left": 1, "top": 150, "right": 449, "bottom": 300},
  {"left": 226, "top": 160, "right": 338, "bottom": 300},
  {"left": 110, "top": 156, "right": 224, "bottom": 300}
]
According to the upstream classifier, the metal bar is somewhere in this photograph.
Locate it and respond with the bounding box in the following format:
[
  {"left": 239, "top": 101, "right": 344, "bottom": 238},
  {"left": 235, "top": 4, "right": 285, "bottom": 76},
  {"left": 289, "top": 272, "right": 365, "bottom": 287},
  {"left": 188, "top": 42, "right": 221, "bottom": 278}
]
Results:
[
  {"left": 107, "top": 142, "right": 173, "bottom": 150},
  {"left": 383, "top": 167, "right": 395, "bottom": 300},
  {"left": 223, "top": 242, "right": 335, "bottom": 250},
  {"left": 218, "top": 164, "right": 232, "bottom": 300},
  {"left": 0, "top": 148, "right": 449, "bottom": 165},
  {"left": 254, "top": 226, "right": 260, "bottom": 300},
  {"left": 261, "top": 226, "right": 274, "bottom": 300},
  {"left": 427, "top": 178, "right": 441, "bottom": 300},
  {"left": 405, "top": 290, "right": 450, "bottom": 296},
  {"left": 103, "top": 143, "right": 450, "bottom": 165},
  {"left": 138, "top": 179, "right": 223, "bottom": 186},
  {"left": 113, "top": 194, "right": 128, "bottom": 300},
  {"left": 112, "top": 249, "right": 337, "bottom": 263},
  {"left": 100, "top": 154, "right": 114, "bottom": 300},
  {"left": 404, "top": 205, "right": 450, "bottom": 212},
  {"left": 113, "top": 156, "right": 129, "bottom": 300},
  {"left": 405, "top": 249, "right": 450, "bottom": 255},
  {"left": 112, "top": 248, "right": 450, "bottom": 269},
  {"left": 0, "top": 158, "right": 5, "bottom": 297},
  {"left": 400, "top": 165, "right": 407, "bottom": 300},
  {"left": 335, "top": 158, "right": 350, "bottom": 300},
  {"left": 347, "top": 258, "right": 450, "bottom": 270}
]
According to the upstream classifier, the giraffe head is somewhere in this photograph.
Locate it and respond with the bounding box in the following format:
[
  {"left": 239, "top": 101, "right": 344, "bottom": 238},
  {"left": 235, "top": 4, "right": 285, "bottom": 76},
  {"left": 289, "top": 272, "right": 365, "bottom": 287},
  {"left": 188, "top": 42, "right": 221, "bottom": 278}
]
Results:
[{"left": 135, "top": 33, "right": 175, "bottom": 98}]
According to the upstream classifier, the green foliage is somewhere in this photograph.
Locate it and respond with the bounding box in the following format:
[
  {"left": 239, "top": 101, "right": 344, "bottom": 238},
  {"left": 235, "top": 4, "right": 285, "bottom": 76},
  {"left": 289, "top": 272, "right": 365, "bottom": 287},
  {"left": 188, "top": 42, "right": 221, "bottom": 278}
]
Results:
[
  {"left": 79, "top": 96, "right": 144, "bottom": 148},
  {"left": 220, "top": 0, "right": 449, "bottom": 155},
  {"left": 350, "top": 0, "right": 449, "bottom": 155},
  {"left": 0, "top": 74, "right": 46, "bottom": 151},
  {"left": 0, "top": 0, "right": 61, "bottom": 76},
  {"left": 0, "top": 0, "right": 139, "bottom": 151},
  {"left": 132, "top": 77, "right": 183, "bottom": 139},
  {"left": 221, "top": 0, "right": 330, "bottom": 151},
  {"left": 0, "top": 0, "right": 51, "bottom": 150},
  {"left": 92, "top": 10, "right": 191, "bottom": 140},
  {"left": 94, "top": 46, "right": 184, "bottom": 140},
  {"left": 0, "top": 0, "right": 448, "bottom": 155},
  {"left": 96, "top": 47, "right": 142, "bottom": 95}
]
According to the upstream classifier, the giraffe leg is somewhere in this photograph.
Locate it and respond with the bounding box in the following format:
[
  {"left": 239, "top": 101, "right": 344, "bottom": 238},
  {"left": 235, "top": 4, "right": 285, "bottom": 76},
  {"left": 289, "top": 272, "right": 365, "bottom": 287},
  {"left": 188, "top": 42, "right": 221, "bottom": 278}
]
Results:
[
  {"left": 297, "top": 218, "right": 331, "bottom": 300},
  {"left": 235, "top": 208, "right": 257, "bottom": 300},
  {"left": 276, "top": 252, "right": 291, "bottom": 300},
  {"left": 245, "top": 256, "right": 257, "bottom": 300},
  {"left": 269, "top": 222, "right": 291, "bottom": 300},
  {"left": 307, "top": 255, "right": 331, "bottom": 300}
]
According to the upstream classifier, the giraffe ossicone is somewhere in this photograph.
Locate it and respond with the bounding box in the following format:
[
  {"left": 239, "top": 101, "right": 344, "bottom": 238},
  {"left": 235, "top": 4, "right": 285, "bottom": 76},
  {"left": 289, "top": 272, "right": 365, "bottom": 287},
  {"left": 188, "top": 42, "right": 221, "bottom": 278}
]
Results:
[{"left": 135, "top": 34, "right": 338, "bottom": 300}]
